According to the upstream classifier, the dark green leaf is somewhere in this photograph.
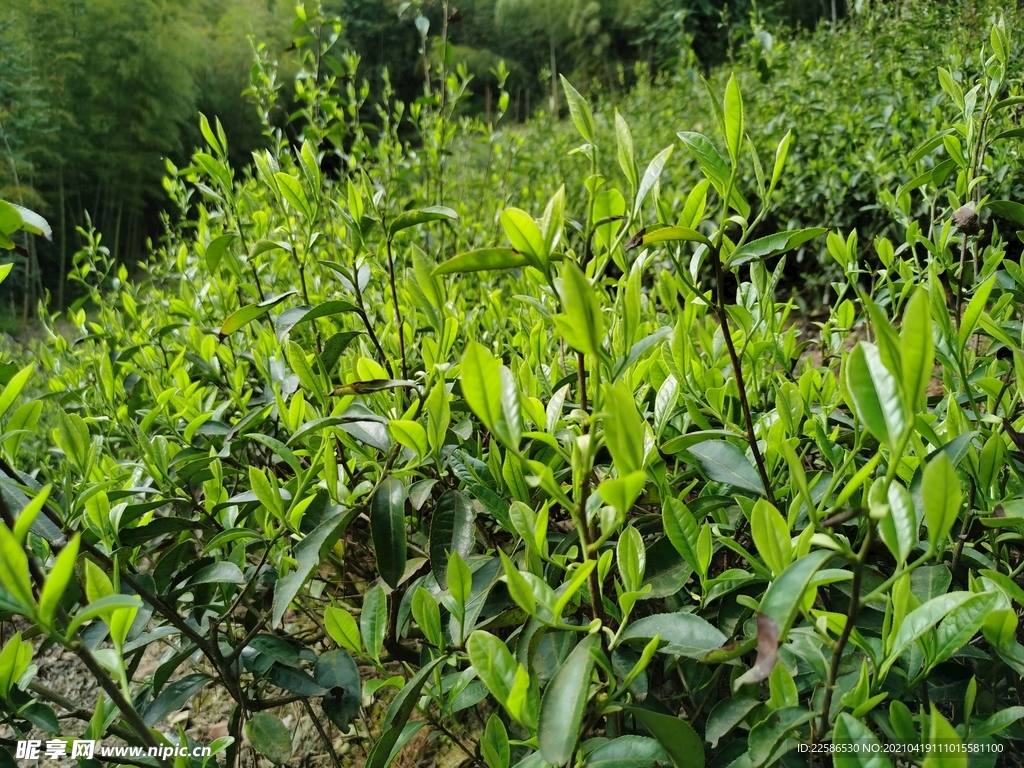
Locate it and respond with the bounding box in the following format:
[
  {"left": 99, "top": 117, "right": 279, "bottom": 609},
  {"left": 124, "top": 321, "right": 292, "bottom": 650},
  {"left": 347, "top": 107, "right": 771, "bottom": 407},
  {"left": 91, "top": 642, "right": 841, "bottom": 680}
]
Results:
[
  {"left": 539, "top": 635, "right": 599, "bottom": 766},
  {"left": 584, "top": 736, "right": 669, "bottom": 767},
  {"left": 272, "top": 510, "right": 351, "bottom": 627},
  {"left": 833, "top": 713, "right": 892, "bottom": 768},
  {"left": 318, "top": 650, "right": 362, "bottom": 731},
  {"left": 188, "top": 561, "right": 245, "bottom": 586},
  {"left": 704, "top": 696, "right": 759, "bottom": 748},
  {"left": 676, "top": 132, "right": 749, "bottom": 217},
  {"left": 371, "top": 478, "right": 408, "bottom": 589},
  {"left": 143, "top": 673, "right": 213, "bottom": 726},
  {"left": 626, "top": 225, "right": 712, "bottom": 251},
  {"left": 366, "top": 656, "right": 448, "bottom": 768},
  {"left": 687, "top": 441, "right": 763, "bottom": 494},
  {"left": 759, "top": 550, "right": 833, "bottom": 637},
  {"left": 727, "top": 228, "right": 826, "bottom": 267},
  {"left": 625, "top": 706, "right": 705, "bottom": 768},
  {"left": 618, "top": 613, "right": 726, "bottom": 659},
  {"left": 429, "top": 490, "right": 476, "bottom": 589},
  {"left": 268, "top": 665, "right": 328, "bottom": 697}
]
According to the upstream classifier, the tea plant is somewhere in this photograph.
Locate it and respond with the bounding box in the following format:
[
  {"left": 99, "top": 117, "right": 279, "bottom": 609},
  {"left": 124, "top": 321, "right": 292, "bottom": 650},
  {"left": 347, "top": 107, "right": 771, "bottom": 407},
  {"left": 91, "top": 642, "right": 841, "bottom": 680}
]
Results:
[{"left": 2, "top": 6, "right": 1024, "bottom": 768}]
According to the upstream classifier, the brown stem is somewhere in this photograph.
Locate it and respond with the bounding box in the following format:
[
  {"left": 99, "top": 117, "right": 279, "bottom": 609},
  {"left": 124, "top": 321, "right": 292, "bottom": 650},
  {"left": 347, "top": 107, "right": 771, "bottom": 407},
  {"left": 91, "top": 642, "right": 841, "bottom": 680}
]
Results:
[
  {"left": 575, "top": 477, "right": 606, "bottom": 628},
  {"left": 816, "top": 521, "right": 871, "bottom": 739},
  {"left": 28, "top": 681, "right": 136, "bottom": 743},
  {"left": 711, "top": 256, "right": 776, "bottom": 506},
  {"left": 950, "top": 476, "right": 977, "bottom": 574},
  {"left": 303, "top": 698, "right": 343, "bottom": 768},
  {"left": 71, "top": 641, "right": 165, "bottom": 758}
]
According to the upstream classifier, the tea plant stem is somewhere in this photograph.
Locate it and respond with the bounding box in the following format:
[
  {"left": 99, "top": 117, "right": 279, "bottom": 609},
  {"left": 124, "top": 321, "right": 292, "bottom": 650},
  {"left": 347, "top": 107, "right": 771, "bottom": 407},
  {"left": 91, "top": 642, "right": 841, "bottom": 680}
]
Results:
[
  {"left": 575, "top": 476, "right": 606, "bottom": 628},
  {"left": 817, "top": 518, "right": 871, "bottom": 738},
  {"left": 577, "top": 351, "right": 588, "bottom": 411},
  {"left": 302, "top": 698, "right": 343, "bottom": 768},
  {"left": 350, "top": 253, "right": 394, "bottom": 376},
  {"left": 571, "top": 349, "right": 606, "bottom": 628},
  {"left": 226, "top": 705, "right": 244, "bottom": 768},
  {"left": 955, "top": 355, "right": 983, "bottom": 426},
  {"left": 27, "top": 681, "right": 137, "bottom": 742},
  {"left": 711, "top": 252, "right": 775, "bottom": 507},
  {"left": 950, "top": 477, "right": 978, "bottom": 573},
  {"left": 71, "top": 641, "right": 165, "bottom": 757},
  {"left": 419, "top": 707, "right": 476, "bottom": 760},
  {"left": 709, "top": 167, "right": 775, "bottom": 506},
  {"left": 384, "top": 234, "right": 409, "bottom": 382}
]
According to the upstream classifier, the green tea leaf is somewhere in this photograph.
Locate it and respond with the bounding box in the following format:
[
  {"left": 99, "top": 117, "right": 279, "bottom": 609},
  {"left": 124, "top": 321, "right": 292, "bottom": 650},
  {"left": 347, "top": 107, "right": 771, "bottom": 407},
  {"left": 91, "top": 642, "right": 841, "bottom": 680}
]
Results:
[
  {"left": 624, "top": 706, "right": 705, "bottom": 768},
  {"left": 723, "top": 73, "right": 743, "bottom": 162},
  {"left": 429, "top": 490, "right": 476, "bottom": 589},
  {"left": 845, "top": 342, "right": 906, "bottom": 445},
  {"left": 501, "top": 208, "right": 547, "bottom": 269},
  {"left": 958, "top": 275, "right": 996, "bottom": 351},
  {"left": 371, "top": 478, "right": 408, "bottom": 589},
  {"left": 988, "top": 200, "right": 1024, "bottom": 226},
  {"left": 923, "top": 453, "right": 960, "bottom": 550},
  {"left": 0, "top": 364, "right": 33, "bottom": 422},
  {"left": 584, "top": 736, "right": 670, "bottom": 767},
  {"left": 539, "top": 634, "right": 599, "bottom": 765},
  {"left": 325, "top": 607, "right": 361, "bottom": 654},
  {"left": 615, "top": 111, "right": 639, "bottom": 194},
  {"left": 560, "top": 75, "right": 595, "bottom": 144},
  {"left": 557, "top": 261, "right": 604, "bottom": 357},
  {"left": 37, "top": 534, "right": 78, "bottom": 626},
  {"left": 0, "top": 523, "right": 33, "bottom": 611},
  {"left": 220, "top": 291, "right": 297, "bottom": 336},
  {"left": 750, "top": 499, "right": 791, "bottom": 576},
  {"left": 877, "top": 481, "right": 916, "bottom": 567},
  {"left": 434, "top": 248, "right": 528, "bottom": 275},
  {"left": 726, "top": 228, "right": 826, "bottom": 268},
  {"left": 602, "top": 382, "right": 646, "bottom": 475},
  {"left": 468, "top": 631, "right": 528, "bottom": 722},
  {"left": 833, "top": 713, "right": 892, "bottom": 768},
  {"left": 361, "top": 585, "right": 387, "bottom": 663},
  {"left": 461, "top": 341, "right": 503, "bottom": 433},
  {"left": 759, "top": 550, "right": 833, "bottom": 638},
  {"left": 676, "top": 132, "right": 750, "bottom": 217},
  {"left": 145, "top": 673, "right": 214, "bottom": 728},
  {"left": 923, "top": 707, "right": 965, "bottom": 768},
  {"left": 663, "top": 498, "right": 702, "bottom": 575},
  {"left": 687, "top": 440, "right": 763, "bottom": 494},
  {"left": 365, "top": 655, "right": 448, "bottom": 768},
  {"left": 931, "top": 591, "right": 999, "bottom": 668},
  {"left": 881, "top": 592, "right": 975, "bottom": 677},
  {"left": 389, "top": 205, "right": 458, "bottom": 235},
  {"left": 900, "top": 288, "right": 933, "bottom": 414},
  {"left": 618, "top": 612, "right": 726, "bottom": 659},
  {"left": 274, "top": 172, "right": 312, "bottom": 219}
]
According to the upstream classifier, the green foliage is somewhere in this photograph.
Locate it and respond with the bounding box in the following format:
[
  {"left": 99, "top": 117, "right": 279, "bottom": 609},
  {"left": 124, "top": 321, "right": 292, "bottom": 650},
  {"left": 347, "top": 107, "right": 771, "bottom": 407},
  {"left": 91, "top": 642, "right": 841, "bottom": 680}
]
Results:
[{"left": 3, "top": 4, "right": 1024, "bottom": 768}]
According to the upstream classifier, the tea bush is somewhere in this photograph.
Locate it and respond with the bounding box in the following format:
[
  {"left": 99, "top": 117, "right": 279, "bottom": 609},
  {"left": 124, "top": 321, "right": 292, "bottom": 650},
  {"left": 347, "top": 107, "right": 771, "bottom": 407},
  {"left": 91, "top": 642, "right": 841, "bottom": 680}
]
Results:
[
  {"left": 486, "top": 1, "right": 1024, "bottom": 305},
  {"left": 2, "top": 4, "right": 1024, "bottom": 768}
]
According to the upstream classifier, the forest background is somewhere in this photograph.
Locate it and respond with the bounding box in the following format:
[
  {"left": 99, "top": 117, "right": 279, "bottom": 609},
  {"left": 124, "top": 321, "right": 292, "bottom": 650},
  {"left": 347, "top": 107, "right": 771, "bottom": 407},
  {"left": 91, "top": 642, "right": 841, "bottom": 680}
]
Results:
[{"left": 0, "top": 0, "right": 840, "bottom": 325}]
